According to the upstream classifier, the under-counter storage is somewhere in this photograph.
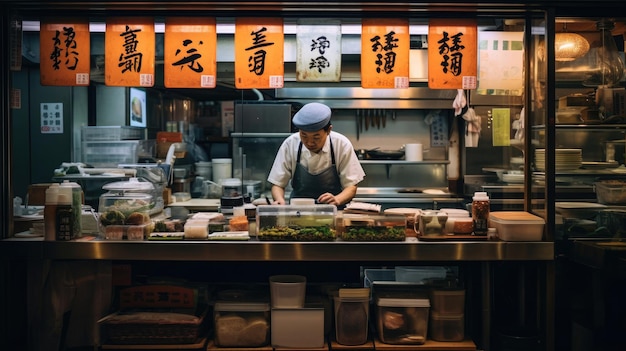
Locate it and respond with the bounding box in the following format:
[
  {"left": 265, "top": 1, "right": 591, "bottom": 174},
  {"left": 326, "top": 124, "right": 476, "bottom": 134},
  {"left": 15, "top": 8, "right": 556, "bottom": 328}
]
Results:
[
  {"left": 375, "top": 296, "right": 430, "bottom": 345},
  {"left": 213, "top": 301, "right": 270, "bottom": 347},
  {"left": 256, "top": 204, "right": 337, "bottom": 241}
]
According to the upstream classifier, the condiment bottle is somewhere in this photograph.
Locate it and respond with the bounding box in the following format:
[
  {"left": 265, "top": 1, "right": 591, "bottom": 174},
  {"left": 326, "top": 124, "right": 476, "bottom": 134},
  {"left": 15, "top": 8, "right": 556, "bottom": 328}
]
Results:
[
  {"left": 44, "top": 183, "right": 60, "bottom": 241},
  {"left": 472, "top": 192, "right": 490, "bottom": 235},
  {"left": 60, "top": 180, "right": 83, "bottom": 239},
  {"left": 56, "top": 189, "right": 73, "bottom": 241}
]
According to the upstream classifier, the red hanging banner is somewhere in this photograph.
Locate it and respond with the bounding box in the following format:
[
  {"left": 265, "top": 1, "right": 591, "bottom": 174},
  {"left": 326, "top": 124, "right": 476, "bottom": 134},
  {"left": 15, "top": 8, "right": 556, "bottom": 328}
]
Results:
[
  {"left": 40, "top": 19, "right": 90, "bottom": 86},
  {"left": 361, "top": 18, "right": 410, "bottom": 89},
  {"left": 428, "top": 18, "right": 477, "bottom": 90},
  {"left": 164, "top": 17, "right": 217, "bottom": 88},
  {"left": 105, "top": 17, "right": 155, "bottom": 87},
  {"left": 234, "top": 17, "right": 284, "bottom": 89}
]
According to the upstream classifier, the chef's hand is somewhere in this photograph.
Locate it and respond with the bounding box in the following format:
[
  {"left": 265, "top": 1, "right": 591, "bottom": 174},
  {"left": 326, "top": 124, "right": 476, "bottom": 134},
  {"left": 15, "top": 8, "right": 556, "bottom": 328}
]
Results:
[{"left": 317, "top": 192, "right": 339, "bottom": 206}]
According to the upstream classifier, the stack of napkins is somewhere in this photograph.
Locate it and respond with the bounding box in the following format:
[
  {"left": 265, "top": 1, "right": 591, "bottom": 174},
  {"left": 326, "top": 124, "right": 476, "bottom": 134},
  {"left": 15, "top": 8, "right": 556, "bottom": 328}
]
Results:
[{"left": 344, "top": 202, "right": 382, "bottom": 214}]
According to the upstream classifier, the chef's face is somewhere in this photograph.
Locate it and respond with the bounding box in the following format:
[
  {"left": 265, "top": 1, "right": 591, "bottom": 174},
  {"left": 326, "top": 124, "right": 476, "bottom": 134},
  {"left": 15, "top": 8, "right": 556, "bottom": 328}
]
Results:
[{"left": 299, "top": 126, "right": 331, "bottom": 153}]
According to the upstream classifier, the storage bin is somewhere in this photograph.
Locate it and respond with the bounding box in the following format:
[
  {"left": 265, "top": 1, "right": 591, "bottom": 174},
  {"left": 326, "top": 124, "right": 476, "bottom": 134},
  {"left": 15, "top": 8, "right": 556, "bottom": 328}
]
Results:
[
  {"left": 256, "top": 204, "right": 336, "bottom": 241},
  {"left": 81, "top": 126, "right": 143, "bottom": 141},
  {"left": 395, "top": 266, "right": 448, "bottom": 284},
  {"left": 213, "top": 301, "right": 270, "bottom": 347},
  {"left": 429, "top": 288, "right": 466, "bottom": 314},
  {"left": 269, "top": 275, "right": 306, "bottom": 308},
  {"left": 82, "top": 140, "right": 139, "bottom": 167},
  {"left": 489, "top": 211, "right": 545, "bottom": 241},
  {"left": 594, "top": 180, "right": 626, "bottom": 204},
  {"left": 429, "top": 311, "right": 465, "bottom": 342},
  {"left": 337, "top": 213, "right": 406, "bottom": 241},
  {"left": 375, "top": 296, "right": 430, "bottom": 344},
  {"left": 334, "top": 289, "right": 370, "bottom": 345},
  {"left": 271, "top": 307, "right": 325, "bottom": 348}
]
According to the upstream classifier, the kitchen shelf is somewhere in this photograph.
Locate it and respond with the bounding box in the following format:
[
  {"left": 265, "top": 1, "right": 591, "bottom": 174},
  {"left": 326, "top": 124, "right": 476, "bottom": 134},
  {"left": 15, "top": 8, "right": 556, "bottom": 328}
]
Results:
[
  {"left": 532, "top": 124, "right": 626, "bottom": 131},
  {"left": 360, "top": 160, "right": 449, "bottom": 179}
]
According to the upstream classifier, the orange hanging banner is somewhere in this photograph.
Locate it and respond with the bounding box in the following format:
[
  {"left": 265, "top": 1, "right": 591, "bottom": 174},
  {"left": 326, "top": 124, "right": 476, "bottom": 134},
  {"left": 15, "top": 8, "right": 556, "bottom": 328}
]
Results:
[
  {"left": 39, "top": 19, "right": 90, "bottom": 86},
  {"left": 105, "top": 17, "right": 155, "bottom": 87},
  {"left": 234, "top": 17, "right": 284, "bottom": 89},
  {"left": 428, "top": 18, "right": 477, "bottom": 90},
  {"left": 164, "top": 17, "right": 217, "bottom": 88},
  {"left": 360, "top": 18, "right": 410, "bottom": 89}
]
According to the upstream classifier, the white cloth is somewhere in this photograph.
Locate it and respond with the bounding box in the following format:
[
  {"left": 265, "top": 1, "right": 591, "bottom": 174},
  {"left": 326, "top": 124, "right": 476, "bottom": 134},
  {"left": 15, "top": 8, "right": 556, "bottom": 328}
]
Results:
[
  {"left": 453, "top": 89, "right": 467, "bottom": 116},
  {"left": 268, "top": 131, "right": 365, "bottom": 189},
  {"left": 462, "top": 108, "right": 482, "bottom": 147}
]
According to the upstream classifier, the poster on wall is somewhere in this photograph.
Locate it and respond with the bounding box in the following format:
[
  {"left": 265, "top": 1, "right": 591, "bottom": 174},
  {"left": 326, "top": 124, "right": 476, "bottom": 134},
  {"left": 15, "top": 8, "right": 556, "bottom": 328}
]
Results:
[
  {"left": 40, "top": 102, "right": 63, "bottom": 134},
  {"left": 129, "top": 88, "right": 146, "bottom": 127}
]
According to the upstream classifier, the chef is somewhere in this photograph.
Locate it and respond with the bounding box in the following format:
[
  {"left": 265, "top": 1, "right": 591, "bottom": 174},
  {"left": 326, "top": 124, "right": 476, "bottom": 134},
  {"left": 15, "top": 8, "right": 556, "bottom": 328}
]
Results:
[{"left": 267, "top": 102, "right": 365, "bottom": 207}]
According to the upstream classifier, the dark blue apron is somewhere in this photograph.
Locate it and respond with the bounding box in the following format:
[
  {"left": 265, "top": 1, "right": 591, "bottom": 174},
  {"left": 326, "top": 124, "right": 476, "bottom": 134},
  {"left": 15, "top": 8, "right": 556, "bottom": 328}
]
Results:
[{"left": 290, "top": 136, "right": 343, "bottom": 207}]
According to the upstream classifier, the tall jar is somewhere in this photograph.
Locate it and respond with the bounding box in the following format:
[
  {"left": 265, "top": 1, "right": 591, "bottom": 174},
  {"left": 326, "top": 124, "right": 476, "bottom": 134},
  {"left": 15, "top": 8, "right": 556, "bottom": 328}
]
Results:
[
  {"left": 60, "top": 180, "right": 83, "bottom": 239},
  {"left": 472, "top": 192, "right": 490, "bottom": 236},
  {"left": 44, "top": 183, "right": 60, "bottom": 241}
]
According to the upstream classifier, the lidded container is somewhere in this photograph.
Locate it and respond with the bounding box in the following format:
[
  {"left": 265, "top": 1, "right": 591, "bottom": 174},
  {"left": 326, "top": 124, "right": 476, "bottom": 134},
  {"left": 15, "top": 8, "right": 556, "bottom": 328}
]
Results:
[
  {"left": 489, "top": 211, "right": 545, "bottom": 241},
  {"left": 60, "top": 180, "right": 83, "bottom": 238},
  {"left": 99, "top": 178, "right": 155, "bottom": 227},
  {"left": 44, "top": 183, "right": 60, "bottom": 241},
  {"left": 375, "top": 295, "right": 430, "bottom": 344},
  {"left": 213, "top": 301, "right": 270, "bottom": 347},
  {"left": 334, "top": 288, "right": 370, "bottom": 346},
  {"left": 337, "top": 213, "right": 406, "bottom": 241},
  {"left": 472, "top": 191, "right": 490, "bottom": 235},
  {"left": 256, "top": 204, "right": 337, "bottom": 241}
]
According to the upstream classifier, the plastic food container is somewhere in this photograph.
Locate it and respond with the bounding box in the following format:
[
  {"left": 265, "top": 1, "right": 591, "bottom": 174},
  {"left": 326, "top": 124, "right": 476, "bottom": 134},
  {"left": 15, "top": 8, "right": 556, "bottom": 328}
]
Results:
[
  {"left": 375, "top": 296, "right": 430, "bottom": 344},
  {"left": 489, "top": 211, "right": 545, "bottom": 241},
  {"left": 213, "top": 301, "right": 270, "bottom": 347},
  {"left": 429, "top": 311, "right": 465, "bottom": 342},
  {"left": 419, "top": 210, "right": 448, "bottom": 236},
  {"left": 271, "top": 307, "right": 325, "bottom": 348},
  {"left": 594, "top": 180, "right": 626, "bottom": 204},
  {"left": 99, "top": 178, "right": 156, "bottom": 230},
  {"left": 430, "top": 289, "right": 466, "bottom": 314},
  {"left": 394, "top": 266, "right": 448, "bottom": 284},
  {"left": 256, "top": 204, "right": 336, "bottom": 241},
  {"left": 183, "top": 219, "right": 209, "bottom": 239},
  {"left": 104, "top": 224, "right": 153, "bottom": 241},
  {"left": 337, "top": 214, "right": 406, "bottom": 241},
  {"left": 269, "top": 275, "right": 306, "bottom": 308},
  {"left": 334, "top": 288, "right": 370, "bottom": 346}
]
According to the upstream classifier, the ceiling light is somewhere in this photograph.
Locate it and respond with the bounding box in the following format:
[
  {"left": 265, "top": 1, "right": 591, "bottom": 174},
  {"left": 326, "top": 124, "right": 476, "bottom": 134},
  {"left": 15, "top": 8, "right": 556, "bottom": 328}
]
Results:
[{"left": 555, "top": 26, "right": 590, "bottom": 62}]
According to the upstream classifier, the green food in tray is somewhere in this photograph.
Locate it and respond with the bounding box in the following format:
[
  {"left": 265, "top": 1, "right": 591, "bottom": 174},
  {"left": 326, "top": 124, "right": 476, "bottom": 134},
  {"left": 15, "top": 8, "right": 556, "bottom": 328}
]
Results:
[
  {"left": 258, "top": 225, "right": 336, "bottom": 241},
  {"left": 341, "top": 226, "right": 406, "bottom": 241}
]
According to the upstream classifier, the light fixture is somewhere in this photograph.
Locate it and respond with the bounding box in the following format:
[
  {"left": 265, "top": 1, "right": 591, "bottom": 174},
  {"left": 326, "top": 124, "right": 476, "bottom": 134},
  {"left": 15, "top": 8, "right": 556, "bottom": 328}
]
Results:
[
  {"left": 582, "top": 19, "right": 625, "bottom": 87},
  {"left": 555, "top": 23, "right": 590, "bottom": 62}
]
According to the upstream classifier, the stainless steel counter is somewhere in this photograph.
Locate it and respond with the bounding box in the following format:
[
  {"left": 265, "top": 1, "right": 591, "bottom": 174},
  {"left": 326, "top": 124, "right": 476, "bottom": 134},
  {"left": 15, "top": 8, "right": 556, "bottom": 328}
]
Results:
[{"left": 1, "top": 237, "right": 554, "bottom": 262}]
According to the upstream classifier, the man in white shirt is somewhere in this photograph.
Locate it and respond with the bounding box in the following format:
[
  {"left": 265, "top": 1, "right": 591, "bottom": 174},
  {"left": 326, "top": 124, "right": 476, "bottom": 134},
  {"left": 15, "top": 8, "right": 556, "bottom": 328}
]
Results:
[{"left": 267, "top": 102, "right": 365, "bottom": 207}]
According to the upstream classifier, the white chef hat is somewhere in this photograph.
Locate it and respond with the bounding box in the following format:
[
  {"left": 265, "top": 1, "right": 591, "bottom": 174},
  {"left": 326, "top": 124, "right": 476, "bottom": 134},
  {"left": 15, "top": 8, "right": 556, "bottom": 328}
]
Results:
[{"left": 292, "top": 102, "right": 331, "bottom": 132}]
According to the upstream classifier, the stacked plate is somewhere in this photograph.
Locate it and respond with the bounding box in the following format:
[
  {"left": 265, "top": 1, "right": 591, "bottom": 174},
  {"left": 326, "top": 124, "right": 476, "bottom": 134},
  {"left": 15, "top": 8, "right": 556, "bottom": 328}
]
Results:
[{"left": 535, "top": 149, "right": 582, "bottom": 171}]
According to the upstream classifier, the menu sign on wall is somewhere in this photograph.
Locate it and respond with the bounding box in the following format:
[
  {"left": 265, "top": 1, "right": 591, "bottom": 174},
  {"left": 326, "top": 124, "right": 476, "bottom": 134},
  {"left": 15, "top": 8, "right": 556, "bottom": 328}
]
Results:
[
  {"left": 295, "top": 20, "right": 342, "bottom": 82},
  {"left": 105, "top": 17, "right": 155, "bottom": 87},
  {"left": 360, "top": 18, "right": 410, "bottom": 89},
  {"left": 234, "top": 17, "right": 284, "bottom": 89},
  {"left": 428, "top": 18, "right": 477, "bottom": 90},
  {"left": 39, "top": 19, "right": 90, "bottom": 86},
  {"left": 164, "top": 17, "right": 217, "bottom": 88}
]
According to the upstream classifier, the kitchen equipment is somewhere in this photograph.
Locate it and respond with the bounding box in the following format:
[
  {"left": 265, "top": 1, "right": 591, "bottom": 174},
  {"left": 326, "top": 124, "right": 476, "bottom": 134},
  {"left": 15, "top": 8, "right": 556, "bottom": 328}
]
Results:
[
  {"left": 213, "top": 301, "right": 270, "bottom": 347},
  {"left": 594, "top": 179, "right": 626, "bottom": 204},
  {"left": 405, "top": 143, "right": 423, "bottom": 161},
  {"left": 334, "top": 288, "right": 370, "bottom": 346},
  {"left": 212, "top": 158, "right": 232, "bottom": 183},
  {"left": 375, "top": 296, "right": 430, "bottom": 345},
  {"left": 419, "top": 210, "right": 448, "bottom": 236},
  {"left": 365, "top": 148, "right": 405, "bottom": 160},
  {"left": 555, "top": 202, "right": 607, "bottom": 219},
  {"left": 257, "top": 204, "right": 337, "bottom": 241},
  {"left": 338, "top": 213, "right": 406, "bottom": 241},
  {"left": 269, "top": 275, "right": 307, "bottom": 308}
]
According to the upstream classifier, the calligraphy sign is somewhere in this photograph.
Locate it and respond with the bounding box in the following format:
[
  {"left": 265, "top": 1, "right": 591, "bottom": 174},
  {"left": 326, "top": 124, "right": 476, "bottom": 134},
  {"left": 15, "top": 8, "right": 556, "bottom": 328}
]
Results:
[
  {"left": 40, "top": 19, "right": 90, "bottom": 86},
  {"left": 295, "top": 20, "right": 341, "bottom": 82},
  {"left": 428, "top": 18, "right": 477, "bottom": 90},
  {"left": 105, "top": 17, "right": 155, "bottom": 87},
  {"left": 234, "top": 17, "right": 284, "bottom": 89},
  {"left": 361, "top": 18, "right": 410, "bottom": 89},
  {"left": 164, "top": 17, "right": 217, "bottom": 88}
]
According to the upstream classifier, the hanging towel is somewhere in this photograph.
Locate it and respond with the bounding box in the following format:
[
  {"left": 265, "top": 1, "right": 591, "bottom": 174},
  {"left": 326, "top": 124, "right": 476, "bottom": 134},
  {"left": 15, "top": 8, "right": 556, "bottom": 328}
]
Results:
[
  {"left": 453, "top": 89, "right": 467, "bottom": 116},
  {"left": 462, "top": 108, "right": 482, "bottom": 147}
]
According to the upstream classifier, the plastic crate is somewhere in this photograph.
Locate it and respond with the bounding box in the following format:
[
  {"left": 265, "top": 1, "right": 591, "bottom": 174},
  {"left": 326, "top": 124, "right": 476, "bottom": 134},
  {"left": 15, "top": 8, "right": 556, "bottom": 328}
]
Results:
[
  {"left": 82, "top": 140, "right": 139, "bottom": 167},
  {"left": 81, "top": 126, "right": 144, "bottom": 141}
]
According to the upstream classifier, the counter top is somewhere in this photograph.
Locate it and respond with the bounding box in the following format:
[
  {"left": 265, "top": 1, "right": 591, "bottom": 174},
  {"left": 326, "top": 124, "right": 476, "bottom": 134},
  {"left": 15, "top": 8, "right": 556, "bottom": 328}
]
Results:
[{"left": 0, "top": 236, "right": 554, "bottom": 262}]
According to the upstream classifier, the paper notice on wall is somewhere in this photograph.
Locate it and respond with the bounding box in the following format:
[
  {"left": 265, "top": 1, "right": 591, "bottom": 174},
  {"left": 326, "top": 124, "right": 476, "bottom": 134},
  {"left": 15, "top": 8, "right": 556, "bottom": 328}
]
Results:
[
  {"left": 40, "top": 102, "right": 64, "bottom": 134},
  {"left": 492, "top": 108, "right": 510, "bottom": 146},
  {"left": 477, "top": 31, "right": 524, "bottom": 95}
]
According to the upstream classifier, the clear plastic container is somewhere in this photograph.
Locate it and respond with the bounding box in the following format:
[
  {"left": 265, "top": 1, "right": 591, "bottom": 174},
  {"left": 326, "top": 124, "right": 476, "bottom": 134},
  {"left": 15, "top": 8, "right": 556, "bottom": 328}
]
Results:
[
  {"left": 395, "top": 266, "right": 448, "bottom": 284},
  {"left": 213, "top": 301, "right": 270, "bottom": 347},
  {"left": 269, "top": 275, "right": 306, "bottom": 308},
  {"left": 489, "top": 211, "right": 545, "bottom": 241},
  {"left": 375, "top": 296, "right": 430, "bottom": 344},
  {"left": 99, "top": 178, "right": 155, "bottom": 229},
  {"left": 429, "top": 289, "right": 466, "bottom": 314},
  {"left": 256, "top": 204, "right": 336, "bottom": 241},
  {"left": 429, "top": 311, "right": 465, "bottom": 342},
  {"left": 472, "top": 192, "right": 490, "bottom": 235},
  {"left": 337, "top": 213, "right": 406, "bottom": 241},
  {"left": 334, "top": 291, "right": 370, "bottom": 345},
  {"left": 271, "top": 307, "right": 325, "bottom": 348}
]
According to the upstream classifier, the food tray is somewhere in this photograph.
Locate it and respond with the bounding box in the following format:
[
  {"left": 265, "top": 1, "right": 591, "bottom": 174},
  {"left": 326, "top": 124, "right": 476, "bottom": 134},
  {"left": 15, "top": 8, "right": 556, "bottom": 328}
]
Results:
[
  {"left": 99, "top": 307, "right": 209, "bottom": 345},
  {"left": 594, "top": 180, "right": 626, "bottom": 204}
]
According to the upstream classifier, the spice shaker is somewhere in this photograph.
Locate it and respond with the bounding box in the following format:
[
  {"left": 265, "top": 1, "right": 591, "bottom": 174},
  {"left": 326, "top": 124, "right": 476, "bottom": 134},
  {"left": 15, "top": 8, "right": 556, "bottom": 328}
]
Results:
[{"left": 472, "top": 191, "right": 490, "bottom": 235}]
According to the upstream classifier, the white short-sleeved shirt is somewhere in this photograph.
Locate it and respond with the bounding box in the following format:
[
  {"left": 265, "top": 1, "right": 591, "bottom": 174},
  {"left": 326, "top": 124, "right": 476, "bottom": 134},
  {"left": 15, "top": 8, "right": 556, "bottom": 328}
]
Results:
[{"left": 267, "top": 131, "right": 365, "bottom": 189}]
